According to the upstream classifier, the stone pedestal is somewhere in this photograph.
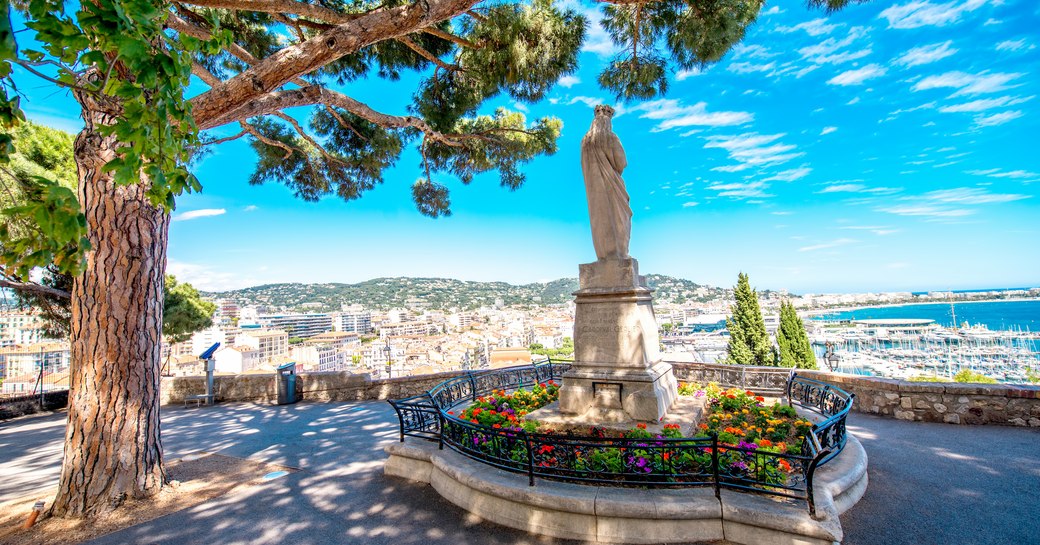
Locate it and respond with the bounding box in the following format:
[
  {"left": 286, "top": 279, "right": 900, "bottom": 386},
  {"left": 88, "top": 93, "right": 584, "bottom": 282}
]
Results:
[{"left": 552, "top": 257, "right": 677, "bottom": 423}]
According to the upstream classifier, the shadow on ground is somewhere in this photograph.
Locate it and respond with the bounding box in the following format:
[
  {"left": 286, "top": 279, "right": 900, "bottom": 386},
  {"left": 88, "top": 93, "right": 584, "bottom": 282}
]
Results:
[
  {"left": 840, "top": 413, "right": 1040, "bottom": 545},
  {"left": 3, "top": 401, "right": 1038, "bottom": 544}
]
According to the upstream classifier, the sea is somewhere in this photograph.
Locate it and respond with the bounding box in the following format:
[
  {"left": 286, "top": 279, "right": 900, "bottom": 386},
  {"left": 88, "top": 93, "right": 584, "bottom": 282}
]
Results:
[{"left": 811, "top": 299, "right": 1040, "bottom": 332}]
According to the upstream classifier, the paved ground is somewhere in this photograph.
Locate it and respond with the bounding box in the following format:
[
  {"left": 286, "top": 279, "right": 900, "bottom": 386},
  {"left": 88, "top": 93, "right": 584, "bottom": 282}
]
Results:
[{"left": 1, "top": 402, "right": 1038, "bottom": 544}]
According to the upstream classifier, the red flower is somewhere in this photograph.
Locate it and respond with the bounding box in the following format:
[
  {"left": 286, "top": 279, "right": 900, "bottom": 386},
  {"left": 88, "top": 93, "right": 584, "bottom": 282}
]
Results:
[
  {"left": 637, "top": 423, "right": 647, "bottom": 430},
  {"left": 539, "top": 444, "right": 554, "bottom": 454}
]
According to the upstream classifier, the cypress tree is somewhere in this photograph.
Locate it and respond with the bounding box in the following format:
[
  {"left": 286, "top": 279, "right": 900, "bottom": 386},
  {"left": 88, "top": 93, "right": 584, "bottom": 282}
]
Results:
[
  {"left": 725, "top": 272, "right": 774, "bottom": 366},
  {"left": 777, "top": 300, "right": 817, "bottom": 369}
]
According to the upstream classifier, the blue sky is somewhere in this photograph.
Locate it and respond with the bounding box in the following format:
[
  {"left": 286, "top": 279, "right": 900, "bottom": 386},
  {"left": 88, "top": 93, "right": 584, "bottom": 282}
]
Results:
[{"left": 13, "top": 0, "right": 1040, "bottom": 293}]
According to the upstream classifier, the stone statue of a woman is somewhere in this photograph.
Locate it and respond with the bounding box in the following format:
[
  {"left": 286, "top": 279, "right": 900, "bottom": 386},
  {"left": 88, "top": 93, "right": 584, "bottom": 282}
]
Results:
[{"left": 580, "top": 105, "right": 631, "bottom": 260}]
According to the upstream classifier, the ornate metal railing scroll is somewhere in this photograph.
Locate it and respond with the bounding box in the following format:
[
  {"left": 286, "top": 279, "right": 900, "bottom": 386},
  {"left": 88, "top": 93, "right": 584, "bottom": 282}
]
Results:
[{"left": 787, "top": 374, "right": 854, "bottom": 465}]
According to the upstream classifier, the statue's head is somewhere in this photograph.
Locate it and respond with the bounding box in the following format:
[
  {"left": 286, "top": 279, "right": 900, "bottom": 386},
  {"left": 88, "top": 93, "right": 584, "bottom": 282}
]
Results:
[{"left": 594, "top": 104, "right": 615, "bottom": 118}]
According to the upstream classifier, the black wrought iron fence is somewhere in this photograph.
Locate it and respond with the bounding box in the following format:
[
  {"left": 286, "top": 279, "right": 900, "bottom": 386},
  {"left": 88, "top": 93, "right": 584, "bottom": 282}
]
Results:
[
  {"left": 389, "top": 361, "right": 849, "bottom": 517},
  {"left": 787, "top": 373, "right": 855, "bottom": 465}
]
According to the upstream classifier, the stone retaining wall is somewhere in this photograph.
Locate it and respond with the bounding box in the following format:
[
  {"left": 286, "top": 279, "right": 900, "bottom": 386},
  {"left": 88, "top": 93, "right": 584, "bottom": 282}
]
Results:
[
  {"left": 162, "top": 363, "right": 1040, "bottom": 427},
  {"left": 797, "top": 370, "right": 1040, "bottom": 427},
  {"left": 160, "top": 370, "right": 466, "bottom": 406}
]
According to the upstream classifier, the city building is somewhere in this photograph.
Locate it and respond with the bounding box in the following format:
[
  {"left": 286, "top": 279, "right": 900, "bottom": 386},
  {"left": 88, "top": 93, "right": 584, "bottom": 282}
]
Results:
[
  {"left": 378, "top": 320, "right": 436, "bottom": 338},
  {"left": 0, "top": 342, "right": 70, "bottom": 379},
  {"left": 0, "top": 311, "right": 53, "bottom": 347},
  {"left": 254, "top": 313, "right": 334, "bottom": 339},
  {"left": 334, "top": 308, "right": 373, "bottom": 334}
]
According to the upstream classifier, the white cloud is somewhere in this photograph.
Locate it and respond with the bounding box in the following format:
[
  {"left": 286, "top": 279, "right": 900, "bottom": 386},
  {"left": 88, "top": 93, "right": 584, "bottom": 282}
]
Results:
[
  {"left": 895, "top": 41, "right": 957, "bottom": 67},
  {"left": 705, "top": 181, "right": 773, "bottom": 199},
  {"left": 879, "top": 205, "right": 974, "bottom": 218},
  {"left": 939, "top": 95, "right": 1033, "bottom": 112},
  {"left": 763, "top": 6, "right": 784, "bottom": 15},
  {"left": 879, "top": 0, "right": 987, "bottom": 30},
  {"left": 922, "top": 187, "right": 1030, "bottom": 204},
  {"left": 703, "top": 133, "right": 803, "bottom": 169},
  {"left": 798, "top": 238, "right": 855, "bottom": 252},
  {"left": 966, "top": 168, "right": 1038, "bottom": 181},
  {"left": 764, "top": 167, "right": 812, "bottom": 182},
  {"left": 818, "top": 183, "right": 867, "bottom": 193},
  {"left": 580, "top": 9, "right": 619, "bottom": 57},
  {"left": 846, "top": 97, "right": 861, "bottom": 105},
  {"left": 167, "top": 260, "right": 262, "bottom": 292},
  {"left": 797, "top": 27, "right": 871, "bottom": 65},
  {"left": 728, "top": 62, "right": 776, "bottom": 74},
  {"left": 973, "top": 110, "right": 1023, "bottom": 127},
  {"left": 821, "top": 126, "right": 838, "bottom": 135},
  {"left": 731, "top": 44, "right": 776, "bottom": 60},
  {"left": 243, "top": 205, "right": 258, "bottom": 212},
  {"left": 567, "top": 96, "right": 605, "bottom": 109},
  {"left": 558, "top": 75, "right": 580, "bottom": 88},
  {"left": 635, "top": 99, "right": 754, "bottom": 131},
  {"left": 676, "top": 67, "right": 703, "bottom": 81},
  {"left": 778, "top": 18, "right": 838, "bottom": 36},
  {"left": 840, "top": 225, "right": 900, "bottom": 235},
  {"left": 828, "top": 64, "right": 887, "bottom": 86},
  {"left": 983, "top": 18, "right": 1001, "bottom": 26},
  {"left": 995, "top": 39, "right": 1035, "bottom": 52},
  {"left": 912, "top": 71, "right": 1023, "bottom": 96},
  {"left": 173, "top": 208, "right": 226, "bottom": 222},
  {"left": 682, "top": 201, "right": 699, "bottom": 208}
]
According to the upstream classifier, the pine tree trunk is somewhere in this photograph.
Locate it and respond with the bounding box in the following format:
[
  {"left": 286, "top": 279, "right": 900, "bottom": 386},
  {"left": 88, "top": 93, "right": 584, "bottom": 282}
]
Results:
[{"left": 50, "top": 89, "right": 168, "bottom": 518}]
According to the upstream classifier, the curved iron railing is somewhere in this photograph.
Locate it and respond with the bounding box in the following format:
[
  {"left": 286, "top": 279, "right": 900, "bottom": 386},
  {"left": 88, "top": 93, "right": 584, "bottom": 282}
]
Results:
[
  {"left": 389, "top": 361, "right": 851, "bottom": 517},
  {"left": 787, "top": 373, "right": 855, "bottom": 465}
]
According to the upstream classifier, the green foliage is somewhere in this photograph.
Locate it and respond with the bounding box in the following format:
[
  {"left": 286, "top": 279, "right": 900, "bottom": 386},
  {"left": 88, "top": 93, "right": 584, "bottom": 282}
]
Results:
[
  {"left": 952, "top": 369, "right": 998, "bottom": 384},
  {"left": 776, "top": 300, "right": 817, "bottom": 369},
  {"left": 529, "top": 337, "right": 573, "bottom": 358},
  {"left": 0, "top": 122, "right": 86, "bottom": 278},
  {"left": 907, "top": 375, "right": 952, "bottom": 383},
  {"left": 162, "top": 275, "right": 216, "bottom": 344},
  {"left": 725, "top": 273, "right": 774, "bottom": 366}
]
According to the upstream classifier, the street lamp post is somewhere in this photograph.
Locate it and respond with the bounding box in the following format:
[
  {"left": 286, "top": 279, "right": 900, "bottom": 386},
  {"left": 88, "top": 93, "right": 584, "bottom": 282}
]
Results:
[{"left": 384, "top": 338, "right": 392, "bottom": 379}]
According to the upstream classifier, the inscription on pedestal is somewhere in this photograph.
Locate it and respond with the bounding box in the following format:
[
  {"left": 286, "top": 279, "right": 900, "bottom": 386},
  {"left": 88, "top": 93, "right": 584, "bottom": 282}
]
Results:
[{"left": 593, "top": 382, "right": 623, "bottom": 409}]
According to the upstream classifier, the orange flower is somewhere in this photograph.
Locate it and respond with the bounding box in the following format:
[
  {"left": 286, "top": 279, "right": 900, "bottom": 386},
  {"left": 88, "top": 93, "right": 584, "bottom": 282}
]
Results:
[
  {"left": 759, "top": 439, "right": 773, "bottom": 447},
  {"left": 755, "top": 396, "right": 765, "bottom": 403},
  {"left": 662, "top": 452, "right": 671, "bottom": 461},
  {"left": 637, "top": 423, "right": 647, "bottom": 430},
  {"left": 699, "top": 424, "right": 709, "bottom": 430},
  {"left": 779, "top": 459, "right": 792, "bottom": 472}
]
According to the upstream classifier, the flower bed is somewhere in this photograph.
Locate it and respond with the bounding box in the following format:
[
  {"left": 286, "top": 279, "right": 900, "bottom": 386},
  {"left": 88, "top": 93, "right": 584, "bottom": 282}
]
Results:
[{"left": 443, "top": 381, "right": 816, "bottom": 489}]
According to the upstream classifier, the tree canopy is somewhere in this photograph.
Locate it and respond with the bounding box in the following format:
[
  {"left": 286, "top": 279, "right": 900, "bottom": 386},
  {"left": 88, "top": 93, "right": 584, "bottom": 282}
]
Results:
[
  {"left": 0, "top": 0, "right": 854, "bottom": 283},
  {"left": 776, "top": 300, "right": 816, "bottom": 369},
  {"left": 724, "top": 272, "right": 773, "bottom": 366},
  {"left": 162, "top": 274, "right": 216, "bottom": 344}
]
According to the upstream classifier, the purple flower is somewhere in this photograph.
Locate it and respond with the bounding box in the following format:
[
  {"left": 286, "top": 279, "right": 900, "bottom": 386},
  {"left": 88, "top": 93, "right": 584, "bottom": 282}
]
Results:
[
  {"left": 695, "top": 391, "right": 705, "bottom": 398},
  {"left": 731, "top": 461, "right": 748, "bottom": 471},
  {"left": 635, "top": 457, "right": 649, "bottom": 468},
  {"left": 737, "top": 440, "right": 759, "bottom": 450}
]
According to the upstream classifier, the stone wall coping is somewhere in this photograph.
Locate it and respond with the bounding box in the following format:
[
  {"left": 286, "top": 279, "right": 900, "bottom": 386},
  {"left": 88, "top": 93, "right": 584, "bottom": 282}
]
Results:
[
  {"left": 385, "top": 438, "right": 862, "bottom": 544},
  {"left": 798, "top": 369, "right": 1040, "bottom": 398}
]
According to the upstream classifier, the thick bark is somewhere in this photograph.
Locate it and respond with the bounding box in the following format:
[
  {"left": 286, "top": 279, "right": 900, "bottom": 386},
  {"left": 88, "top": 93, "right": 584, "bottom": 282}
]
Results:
[
  {"left": 188, "top": 0, "right": 479, "bottom": 128},
  {"left": 50, "top": 88, "right": 169, "bottom": 518}
]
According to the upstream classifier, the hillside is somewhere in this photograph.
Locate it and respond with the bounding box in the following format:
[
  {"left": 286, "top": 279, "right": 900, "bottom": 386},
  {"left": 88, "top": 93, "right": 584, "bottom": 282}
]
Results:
[{"left": 205, "top": 274, "right": 727, "bottom": 311}]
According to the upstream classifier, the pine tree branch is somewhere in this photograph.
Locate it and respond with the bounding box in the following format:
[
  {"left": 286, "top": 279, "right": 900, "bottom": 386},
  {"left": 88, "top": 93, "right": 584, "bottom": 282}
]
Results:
[
  {"left": 322, "top": 104, "right": 368, "bottom": 141},
  {"left": 271, "top": 112, "right": 351, "bottom": 168},
  {"left": 0, "top": 278, "right": 71, "bottom": 300},
  {"left": 396, "top": 36, "right": 462, "bottom": 72},
  {"left": 188, "top": 0, "right": 482, "bottom": 128},
  {"left": 178, "top": 0, "right": 356, "bottom": 24},
  {"left": 200, "top": 85, "right": 464, "bottom": 148},
  {"left": 203, "top": 128, "right": 249, "bottom": 146},
  {"left": 238, "top": 121, "right": 297, "bottom": 159},
  {"left": 422, "top": 27, "right": 478, "bottom": 49},
  {"left": 191, "top": 62, "right": 223, "bottom": 86}
]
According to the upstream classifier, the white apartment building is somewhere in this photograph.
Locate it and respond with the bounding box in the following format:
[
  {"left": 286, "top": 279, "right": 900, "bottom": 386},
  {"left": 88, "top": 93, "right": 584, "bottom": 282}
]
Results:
[
  {"left": 378, "top": 320, "right": 436, "bottom": 338},
  {"left": 256, "top": 313, "right": 334, "bottom": 339},
  {"left": 0, "top": 342, "right": 70, "bottom": 379},
  {"left": 291, "top": 343, "right": 343, "bottom": 372},
  {"left": 0, "top": 311, "right": 52, "bottom": 347},
  {"left": 213, "top": 346, "right": 263, "bottom": 374},
  {"left": 234, "top": 329, "right": 289, "bottom": 366},
  {"left": 307, "top": 331, "right": 361, "bottom": 350},
  {"left": 333, "top": 309, "right": 373, "bottom": 334}
]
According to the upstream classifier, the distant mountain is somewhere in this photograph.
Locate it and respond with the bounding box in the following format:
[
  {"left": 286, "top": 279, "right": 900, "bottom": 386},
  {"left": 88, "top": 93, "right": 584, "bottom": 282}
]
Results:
[{"left": 204, "top": 274, "right": 727, "bottom": 312}]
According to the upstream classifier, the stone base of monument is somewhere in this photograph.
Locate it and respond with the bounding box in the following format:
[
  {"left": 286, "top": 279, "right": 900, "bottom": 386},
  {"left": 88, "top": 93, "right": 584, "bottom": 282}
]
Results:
[
  {"left": 554, "top": 257, "right": 679, "bottom": 423},
  {"left": 527, "top": 393, "right": 706, "bottom": 436},
  {"left": 384, "top": 430, "right": 868, "bottom": 545}
]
